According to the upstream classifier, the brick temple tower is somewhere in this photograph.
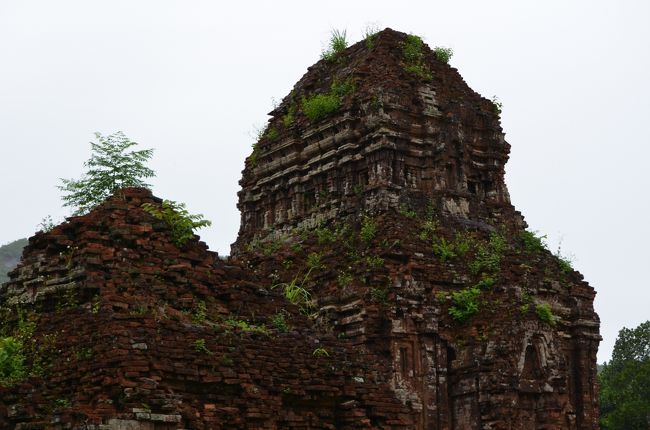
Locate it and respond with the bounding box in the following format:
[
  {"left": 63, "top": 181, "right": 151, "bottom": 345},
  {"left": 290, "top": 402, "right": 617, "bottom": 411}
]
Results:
[{"left": 233, "top": 28, "right": 601, "bottom": 429}]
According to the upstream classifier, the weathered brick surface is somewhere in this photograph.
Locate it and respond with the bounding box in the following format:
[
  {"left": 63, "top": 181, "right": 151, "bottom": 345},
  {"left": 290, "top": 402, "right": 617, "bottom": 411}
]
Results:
[
  {"left": 0, "top": 189, "right": 414, "bottom": 429},
  {"left": 0, "top": 28, "right": 599, "bottom": 429}
]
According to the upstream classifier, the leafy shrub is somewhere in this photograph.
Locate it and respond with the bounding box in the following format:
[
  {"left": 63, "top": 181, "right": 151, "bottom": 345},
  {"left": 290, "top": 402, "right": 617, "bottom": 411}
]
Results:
[
  {"left": 360, "top": 216, "right": 377, "bottom": 243},
  {"left": 365, "top": 255, "right": 384, "bottom": 268},
  {"left": 302, "top": 79, "right": 354, "bottom": 123},
  {"left": 433, "top": 46, "right": 453, "bottom": 64},
  {"left": 266, "top": 127, "right": 280, "bottom": 141},
  {"left": 248, "top": 142, "right": 260, "bottom": 167},
  {"left": 403, "top": 34, "right": 425, "bottom": 63},
  {"left": 418, "top": 216, "right": 439, "bottom": 241},
  {"left": 432, "top": 238, "right": 456, "bottom": 262},
  {"left": 192, "top": 301, "right": 207, "bottom": 324},
  {"left": 337, "top": 272, "right": 353, "bottom": 288},
  {"left": 398, "top": 204, "right": 417, "bottom": 218},
  {"left": 262, "top": 238, "right": 282, "bottom": 257},
  {"left": 315, "top": 226, "right": 337, "bottom": 245},
  {"left": 302, "top": 93, "right": 341, "bottom": 122},
  {"left": 521, "top": 230, "right": 547, "bottom": 253},
  {"left": 142, "top": 200, "right": 211, "bottom": 246},
  {"left": 306, "top": 253, "right": 323, "bottom": 270},
  {"left": 331, "top": 79, "right": 355, "bottom": 97},
  {"left": 535, "top": 303, "right": 557, "bottom": 327},
  {"left": 469, "top": 233, "right": 506, "bottom": 276},
  {"left": 321, "top": 29, "right": 348, "bottom": 61},
  {"left": 370, "top": 287, "right": 388, "bottom": 303},
  {"left": 475, "top": 276, "right": 496, "bottom": 289},
  {"left": 282, "top": 105, "right": 296, "bottom": 127},
  {"left": 271, "top": 311, "right": 290, "bottom": 333},
  {"left": 453, "top": 232, "right": 473, "bottom": 256},
  {"left": 449, "top": 287, "right": 481, "bottom": 322},
  {"left": 557, "top": 256, "right": 573, "bottom": 274},
  {"left": 0, "top": 336, "right": 26, "bottom": 385},
  {"left": 192, "top": 338, "right": 211, "bottom": 354},
  {"left": 403, "top": 35, "right": 432, "bottom": 80}
]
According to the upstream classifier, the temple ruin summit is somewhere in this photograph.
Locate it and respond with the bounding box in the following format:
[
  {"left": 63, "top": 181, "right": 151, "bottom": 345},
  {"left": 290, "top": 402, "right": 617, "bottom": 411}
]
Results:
[{"left": 0, "top": 29, "right": 600, "bottom": 429}]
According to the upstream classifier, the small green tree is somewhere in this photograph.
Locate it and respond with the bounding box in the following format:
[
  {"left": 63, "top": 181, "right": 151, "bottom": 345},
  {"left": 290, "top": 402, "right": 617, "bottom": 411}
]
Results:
[
  {"left": 141, "top": 200, "right": 211, "bottom": 246},
  {"left": 59, "top": 132, "right": 155, "bottom": 215},
  {"left": 599, "top": 320, "right": 650, "bottom": 429}
]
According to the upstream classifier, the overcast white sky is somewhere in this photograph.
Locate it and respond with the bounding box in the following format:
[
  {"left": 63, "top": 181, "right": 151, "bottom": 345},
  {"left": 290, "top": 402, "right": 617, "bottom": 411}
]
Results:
[{"left": 1, "top": 1, "right": 648, "bottom": 363}]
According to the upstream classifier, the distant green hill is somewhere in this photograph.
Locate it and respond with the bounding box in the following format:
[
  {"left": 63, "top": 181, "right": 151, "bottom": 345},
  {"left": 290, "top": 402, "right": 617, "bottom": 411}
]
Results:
[{"left": 0, "top": 238, "right": 28, "bottom": 284}]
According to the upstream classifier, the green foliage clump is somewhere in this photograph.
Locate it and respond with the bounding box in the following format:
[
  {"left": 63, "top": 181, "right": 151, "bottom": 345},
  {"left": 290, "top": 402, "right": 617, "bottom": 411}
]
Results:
[
  {"left": 453, "top": 232, "right": 473, "bottom": 256},
  {"left": 306, "top": 253, "right": 323, "bottom": 270},
  {"left": 248, "top": 142, "right": 260, "bottom": 167},
  {"left": 337, "top": 272, "right": 353, "bottom": 288},
  {"left": 418, "top": 211, "right": 439, "bottom": 241},
  {"left": 433, "top": 46, "right": 454, "bottom": 64},
  {"left": 302, "top": 93, "right": 341, "bottom": 122},
  {"left": 403, "top": 34, "right": 432, "bottom": 80},
  {"left": 449, "top": 287, "right": 481, "bottom": 322},
  {"left": 321, "top": 29, "right": 348, "bottom": 61},
  {"left": 301, "top": 79, "right": 354, "bottom": 123},
  {"left": 192, "top": 300, "right": 207, "bottom": 324},
  {"left": 0, "top": 336, "right": 26, "bottom": 385},
  {"left": 261, "top": 238, "right": 282, "bottom": 257},
  {"left": 359, "top": 216, "right": 377, "bottom": 243},
  {"left": 403, "top": 34, "right": 425, "bottom": 63},
  {"left": 398, "top": 204, "right": 417, "bottom": 218},
  {"left": 282, "top": 105, "right": 296, "bottom": 127},
  {"left": 224, "top": 318, "right": 269, "bottom": 335},
  {"left": 266, "top": 126, "right": 280, "bottom": 141},
  {"left": 273, "top": 270, "right": 314, "bottom": 314},
  {"left": 271, "top": 311, "right": 290, "bottom": 333},
  {"left": 192, "top": 338, "right": 211, "bottom": 354},
  {"left": 469, "top": 233, "right": 506, "bottom": 276},
  {"left": 557, "top": 256, "right": 573, "bottom": 274},
  {"left": 599, "top": 321, "right": 650, "bottom": 430},
  {"left": 432, "top": 238, "right": 456, "bottom": 262},
  {"left": 315, "top": 226, "right": 337, "bottom": 245},
  {"left": 535, "top": 303, "right": 557, "bottom": 327},
  {"left": 365, "top": 255, "right": 384, "bottom": 268},
  {"left": 474, "top": 276, "right": 496, "bottom": 289},
  {"left": 430, "top": 232, "right": 473, "bottom": 263},
  {"left": 363, "top": 24, "right": 380, "bottom": 49},
  {"left": 330, "top": 79, "right": 355, "bottom": 98},
  {"left": 59, "top": 132, "right": 155, "bottom": 216},
  {"left": 370, "top": 287, "right": 388, "bottom": 303},
  {"left": 141, "top": 200, "right": 211, "bottom": 247},
  {"left": 521, "top": 230, "right": 547, "bottom": 253}
]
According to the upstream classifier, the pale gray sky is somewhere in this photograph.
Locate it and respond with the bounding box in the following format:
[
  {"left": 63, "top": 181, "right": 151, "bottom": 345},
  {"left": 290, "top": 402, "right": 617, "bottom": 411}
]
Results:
[{"left": 1, "top": 0, "right": 648, "bottom": 363}]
